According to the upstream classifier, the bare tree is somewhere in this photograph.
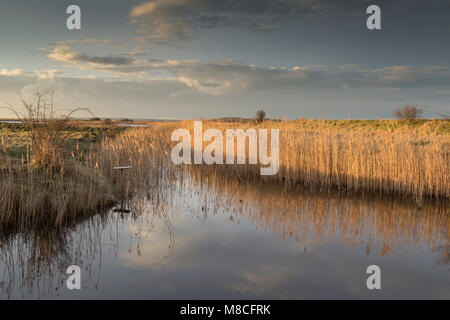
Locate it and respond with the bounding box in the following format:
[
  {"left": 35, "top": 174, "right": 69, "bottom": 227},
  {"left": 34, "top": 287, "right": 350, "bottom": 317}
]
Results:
[
  {"left": 393, "top": 104, "right": 424, "bottom": 120},
  {"left": 255, "top": 110, "right": 266, "bottom": 124},
  {"left": 2, "top": 89, "right": 92, "bottom": 167}
]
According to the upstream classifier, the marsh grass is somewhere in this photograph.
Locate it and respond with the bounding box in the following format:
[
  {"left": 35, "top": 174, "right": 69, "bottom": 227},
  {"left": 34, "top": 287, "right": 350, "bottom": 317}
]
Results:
[
  {"left": 0, "top": 125, "right": 174, "bottom": 234},
  {"left": 0, "top": 155, "right": 115, "bottom": 233},
  {"left": 0, "top": 117, "right": 448, "bottom": 234},
  {"left": 169, "top": 120, "right": 450, "bottom": 201}
]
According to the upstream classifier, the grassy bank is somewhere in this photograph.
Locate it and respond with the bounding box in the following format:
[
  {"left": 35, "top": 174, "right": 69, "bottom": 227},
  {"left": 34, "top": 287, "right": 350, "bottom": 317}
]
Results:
[{"left": 0, "top": 124, "right": 113, "bottom": 232}]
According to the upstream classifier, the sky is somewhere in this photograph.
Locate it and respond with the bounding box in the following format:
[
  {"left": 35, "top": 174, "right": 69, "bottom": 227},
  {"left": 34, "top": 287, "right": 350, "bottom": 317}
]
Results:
[{"left": 1, "top": 0, "right": 450, "bottom": 119}]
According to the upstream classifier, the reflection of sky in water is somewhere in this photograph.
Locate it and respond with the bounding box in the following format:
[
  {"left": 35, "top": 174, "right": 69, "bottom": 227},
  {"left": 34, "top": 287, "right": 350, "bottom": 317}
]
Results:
[{"left": 1, "top": 179, "right": 449, "bottom": 299}]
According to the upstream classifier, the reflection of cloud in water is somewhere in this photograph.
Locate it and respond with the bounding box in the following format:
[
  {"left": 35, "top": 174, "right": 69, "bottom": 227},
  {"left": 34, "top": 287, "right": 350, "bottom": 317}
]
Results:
[
  {"left": 1, "top": 170, "right": 449, "bottom": 299},
  {"left": 116, "top": 172, "right": 449, "bottom": 298},
  {"left": 230, "top": 265, "right": 298, "bottom": 297},
  {"left": 183, "top": 170, "right": 450, "bottom": 256}
]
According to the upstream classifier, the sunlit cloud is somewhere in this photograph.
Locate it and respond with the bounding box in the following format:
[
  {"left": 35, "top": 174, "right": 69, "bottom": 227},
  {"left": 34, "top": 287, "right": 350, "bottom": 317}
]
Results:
[
  {"left": 47, "top": 43, "right": 134, "bottom": 66},
  {"left": 0, "top": 69, "right": 24, "bottom": 76}
]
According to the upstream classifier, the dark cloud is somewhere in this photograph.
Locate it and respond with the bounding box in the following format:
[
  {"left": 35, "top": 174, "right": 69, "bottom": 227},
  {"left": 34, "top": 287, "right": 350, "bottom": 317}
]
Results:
[
  {"left": 130, "top": 0, "right": 357, "bottom": 42},
  {"left": 45, "top": 43, "right": 155, "bottom": 73},
  {"left": 129, "top": 0, "right": 447, "bottom": 43},
  {"left": 77, "top": 55, "right": 133, "bottom": 66},
  {"left": 47, "top": 43, "right": 135, "bottom": 66}
]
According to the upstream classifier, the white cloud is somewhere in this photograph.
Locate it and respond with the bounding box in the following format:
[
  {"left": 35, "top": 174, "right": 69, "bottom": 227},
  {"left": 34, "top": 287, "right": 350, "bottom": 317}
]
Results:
[
  {"left": 35, "top": 70, "right": 62, "bottom": 80},
  {"left": 45, "top": 43, "right": 153, "bottom": 75},
  {"left": 0, "top": 69, "right": 24, "bottom": 76}
]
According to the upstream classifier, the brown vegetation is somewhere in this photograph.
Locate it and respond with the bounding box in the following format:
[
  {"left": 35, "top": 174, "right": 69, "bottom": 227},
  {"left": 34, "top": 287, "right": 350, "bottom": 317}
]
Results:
[
  {"left": 0, "top": 114, "right": 448, "bottom": 234},
  {"left": 166, "top": 119, "right": 450, "bottom": 200},
  {"left": 2, "top": 89, "right": 92, "bottom": 167},
  {"left": 393, "top": 104, "right": 424, "bottom": 120}
]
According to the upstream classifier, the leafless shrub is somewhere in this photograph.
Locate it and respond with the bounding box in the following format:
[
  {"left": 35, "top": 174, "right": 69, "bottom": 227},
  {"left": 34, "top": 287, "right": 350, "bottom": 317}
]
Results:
[
  {"left": 2, "top": 89, "right": 92, "bottom": 167},
  {"left": 393, "top": 104, "right": 424, "bottom": 120}
]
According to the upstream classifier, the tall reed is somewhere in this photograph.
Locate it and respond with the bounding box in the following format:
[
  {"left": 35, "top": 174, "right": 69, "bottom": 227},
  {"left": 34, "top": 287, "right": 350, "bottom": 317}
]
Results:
[
  {"left": 170, "top": 120, "right": 450, "bottom": 200},
  {"left": 0, "top": 118, "right": 447, "bottom": 234}
]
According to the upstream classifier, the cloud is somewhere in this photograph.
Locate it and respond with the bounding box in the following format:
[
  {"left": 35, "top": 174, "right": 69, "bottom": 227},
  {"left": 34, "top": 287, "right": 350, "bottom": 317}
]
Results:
[
  {"left": 52, "top": 38, "right": 112, "bottom": 46},
  {"left": 2, "top": 62, "right": 450, "bottom": 119},
  {"left": 151, "top": 60, "right": 450, "bottom": 95},
  {"left": 129, "top": 0, "right": 443, "bottom": 44},
  {"left": 35, "top": 69, "right": 62, "bottom": 80},
  {"left": 45, "top": 43, "right": 156, "bottom": 75},
  {"left": 129, "top": 0, "right": 363, "bottom": 43},
  {"left": 0, "top": 69, "right": 24, "bottom": 76},
  {"left": 47, "top": 43, "right": 134, "bottom": 66},
  {"left": 44, "top": 43, "right": 450, "bottom": 95},
  {"left": 81, "top": 38, "right": 112, "bottom": 46},
  {"left": 0, "top": 71, "right": 189, "bottom": 119}
]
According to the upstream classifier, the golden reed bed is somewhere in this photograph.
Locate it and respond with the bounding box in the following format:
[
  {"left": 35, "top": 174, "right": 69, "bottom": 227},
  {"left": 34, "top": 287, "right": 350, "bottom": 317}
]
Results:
[
  {"left": 161, "top": 119, "right": 450, "bottom": 200},
  {"left": 0, "top": 119, "right": 448, "bottom": 233}
]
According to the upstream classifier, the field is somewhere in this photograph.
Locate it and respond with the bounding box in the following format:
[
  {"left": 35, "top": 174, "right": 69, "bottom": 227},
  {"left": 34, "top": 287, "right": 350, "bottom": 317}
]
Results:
[{"left": 0, "top": 118, "right": 448, "bottom": 234}]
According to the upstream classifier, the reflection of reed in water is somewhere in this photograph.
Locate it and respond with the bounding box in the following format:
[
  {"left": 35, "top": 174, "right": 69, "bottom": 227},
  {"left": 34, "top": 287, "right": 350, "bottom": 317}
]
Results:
[
  {"left": 0, "top": 127, "right": 180, "bottom": 299},
  {"left": 0, "top": 217, "right": 103, "bottom": 299},
  {"left": 0, "top": 206, "right": 174, "bottom": 299},
  {"left": 188, "top": 168, "right": 450, "bottom": 258},
  {"left": 0, "top": 165, "right": 177, "bottom": 299}
]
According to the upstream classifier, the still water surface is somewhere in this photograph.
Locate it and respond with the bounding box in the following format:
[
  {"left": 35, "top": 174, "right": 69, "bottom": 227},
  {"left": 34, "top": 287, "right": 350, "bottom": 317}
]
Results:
[{"left": 0, "top": 174, "right": 449, "bottom": 299}]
